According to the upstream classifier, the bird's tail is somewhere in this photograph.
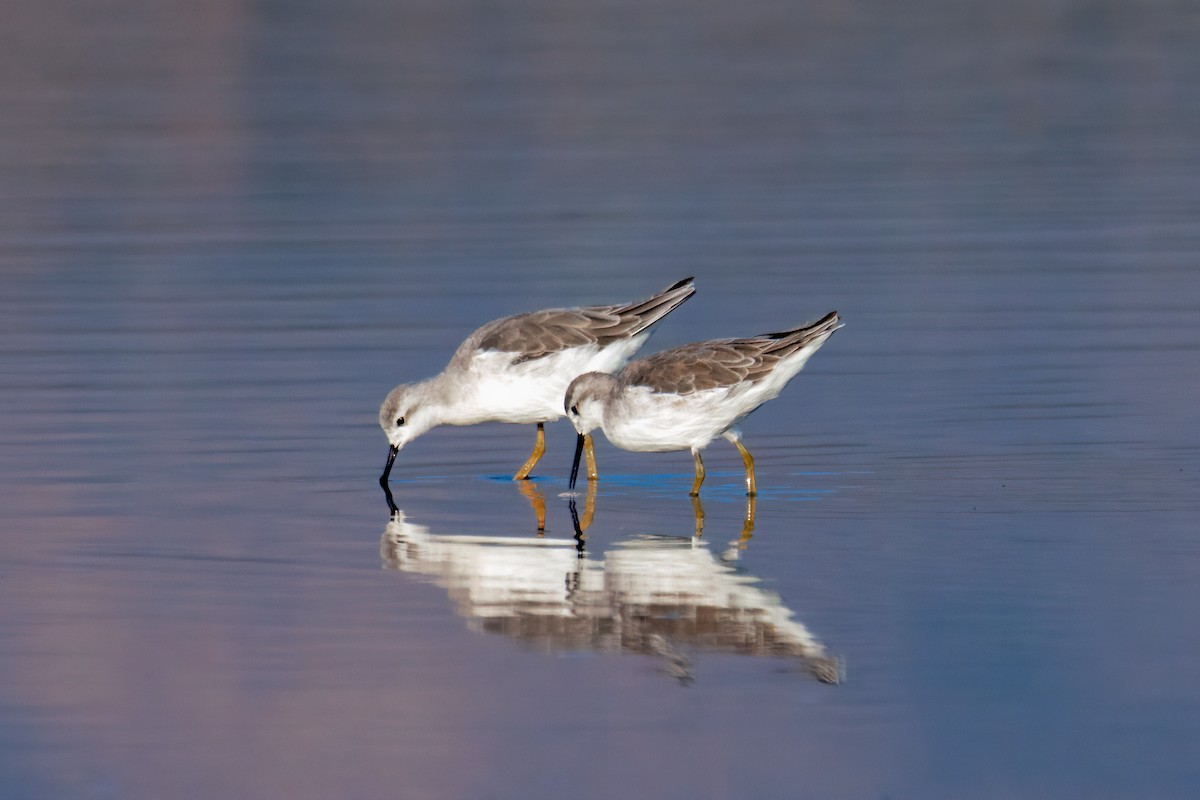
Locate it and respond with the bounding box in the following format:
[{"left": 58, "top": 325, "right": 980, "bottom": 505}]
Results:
[
  {"left": 761, "top": 311, "right": 842, "bottom": 358},
  {"left": 617, "top": 277, "right": 696, "bottom": 335}
]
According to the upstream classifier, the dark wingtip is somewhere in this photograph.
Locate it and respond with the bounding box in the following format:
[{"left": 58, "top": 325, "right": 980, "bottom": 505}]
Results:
[
  {"left": 761, "top": 310, "right": 842, "bottom": 340},
  {"left": 666, "top": 276, "right": 695, "bottom": 292}
]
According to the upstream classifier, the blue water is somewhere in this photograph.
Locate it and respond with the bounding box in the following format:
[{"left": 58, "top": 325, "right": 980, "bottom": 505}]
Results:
[{"left": 2, "top": 1, "right": 1199, "bottom": 798}]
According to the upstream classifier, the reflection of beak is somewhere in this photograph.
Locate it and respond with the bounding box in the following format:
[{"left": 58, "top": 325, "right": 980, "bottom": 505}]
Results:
[
  {"left": 568, "top": 433, "right": 584, "bottom": 490},
  {"left": 380, "top": 444, "right": 399, "bottom": 489}
]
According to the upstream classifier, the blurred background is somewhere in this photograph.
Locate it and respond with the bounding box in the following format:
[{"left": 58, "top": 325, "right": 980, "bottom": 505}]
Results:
[{"left": 2, "top": 1, "right": 1198, "bottom": 798}]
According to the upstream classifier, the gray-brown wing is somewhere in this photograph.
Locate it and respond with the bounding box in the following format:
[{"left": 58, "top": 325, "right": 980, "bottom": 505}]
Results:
[
  {"left": 620, "top": 339, "right": 774, "bottom": 395},
  {"left": 621, "top": 312, "right": 841, "bottom": 395},
  {"left": 466, "top": 305, "right": 632, "bottom": 365},
  {"left": 459, "top": 278, "right": 696, "bottom": 366}
]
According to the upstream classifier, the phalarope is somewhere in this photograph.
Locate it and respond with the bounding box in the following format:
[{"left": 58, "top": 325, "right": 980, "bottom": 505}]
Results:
[
  {"left": 379, "top": 278, "right": 695, "bottom": 491},
  {"left": 565, "top": 311, "right": 841, "bottom": 496}
]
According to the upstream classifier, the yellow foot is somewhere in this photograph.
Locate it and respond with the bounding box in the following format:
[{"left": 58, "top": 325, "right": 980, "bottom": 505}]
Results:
[
  {"left": 689, "top": 449, "right": 705, "bottom": 496},
  {"left": 732, "top": 438, "right": 757, "bottom": 496},
  {"left": 513, "top": 422, "right": 546, "bottom": 481}
]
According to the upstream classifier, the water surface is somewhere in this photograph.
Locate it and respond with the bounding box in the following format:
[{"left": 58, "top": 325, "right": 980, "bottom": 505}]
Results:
[{"left": 2, "top": 1, "right": 1199, "bottom": 798}]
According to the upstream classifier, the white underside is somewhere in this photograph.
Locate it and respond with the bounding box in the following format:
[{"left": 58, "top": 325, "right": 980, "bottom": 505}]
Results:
[
  {"left": 446, "top": 336, "right": 648, "bottom": 426},
  {"left": 600, "top": 336, "right": 832, "bottom": 452}
]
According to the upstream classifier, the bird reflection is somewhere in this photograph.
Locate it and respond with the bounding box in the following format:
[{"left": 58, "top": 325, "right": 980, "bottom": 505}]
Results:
[{"left": 380, "top": 491, "right": 841, "bottom": 684}]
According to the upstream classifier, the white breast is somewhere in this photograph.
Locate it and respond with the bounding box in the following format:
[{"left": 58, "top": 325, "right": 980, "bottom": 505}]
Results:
[
  {"left": 461, "top": 335, "right": 651, "bottom": 425},
  {"left": 603, "top": 386, "right": 745, "bottom": 452}
]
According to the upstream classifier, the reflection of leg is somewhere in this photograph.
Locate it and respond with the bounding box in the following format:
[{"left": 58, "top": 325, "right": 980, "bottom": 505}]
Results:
[
  {"left": 568, "top": 480, "right": 598, "bottom": 541},
  {"left": 731, "top": 437, "right": 757, "bottom": 496},
  {"left": 513, "top": 422, "right": 546, "bottom": 480},
  {"left": 584, "top": 434, "right": 598, "bottom": 481},
  {"left": 690, "top": 494, "right": 705, "bottom": 538},
  {"left": 579, "top": 479, "right": 597, "bottom": 532},
  {"left": 515, "top": 479, "right": 547, "bottom": 533},
  {"left": 689, "top": 448, "right": 705, "bottom": 496},
  {"left": 738, "top": 495, "right": 757, "bottom": 545}
]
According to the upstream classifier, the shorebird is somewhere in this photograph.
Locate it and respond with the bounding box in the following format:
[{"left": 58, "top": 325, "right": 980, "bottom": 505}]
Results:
[
  {"left": 565, "top": 311, "right": 841, "bottom": 496},
  {"left": 379, "top": 278, "right": 695, "bottom": 494}
]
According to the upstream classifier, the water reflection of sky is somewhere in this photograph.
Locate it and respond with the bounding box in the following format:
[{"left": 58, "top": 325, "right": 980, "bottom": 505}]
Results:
[{"left": 2, "top": 0, "right": 1200, "bottom": 798}]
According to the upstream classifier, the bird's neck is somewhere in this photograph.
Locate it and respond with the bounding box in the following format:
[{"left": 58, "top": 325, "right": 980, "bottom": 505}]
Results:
[{"left": 419, "top": 371, "right": 480, "bottom": 426}]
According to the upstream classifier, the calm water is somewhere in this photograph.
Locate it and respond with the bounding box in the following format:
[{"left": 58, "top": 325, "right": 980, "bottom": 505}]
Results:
[{"left": 3, "top": 1, "right": 1199, "bottom": 798}]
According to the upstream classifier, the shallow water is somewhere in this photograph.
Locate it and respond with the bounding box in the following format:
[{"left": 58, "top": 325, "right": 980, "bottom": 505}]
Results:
[{"left": 3, "top": 1, "right": 1200, "bottom": 798}]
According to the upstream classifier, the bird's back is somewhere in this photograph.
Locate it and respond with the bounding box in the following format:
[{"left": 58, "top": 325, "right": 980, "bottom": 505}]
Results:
[{"left": 450, "top": 278, "right": 696, "bottom": 370}]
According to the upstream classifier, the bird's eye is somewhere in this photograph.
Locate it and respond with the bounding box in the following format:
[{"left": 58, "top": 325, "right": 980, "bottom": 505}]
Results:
[
  {"left": 396, "top": 416, "right": 406, "bottom": 427},
  {"left": 569, "top": 405, "right": 578, "bottom": 415}
]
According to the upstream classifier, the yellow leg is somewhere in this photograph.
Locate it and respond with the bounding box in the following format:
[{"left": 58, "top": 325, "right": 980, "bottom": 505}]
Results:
[
  {"left": 584, "top": 433, "right": 598, "bottom": 481},
  {"left": 515, "top": 479, "right": 547, "bottom": 533},
  {"left": 731, "top": 438, "right": 757, "bottom": 496},
  {"left": 513, "top": 422, "right": 545, "bottom": 480},
  {"left": 690, "top": 448, "right": 705, "bottom": 496},
  {"left": 690, "top": 494, "right": 706, "bottom": 538}
]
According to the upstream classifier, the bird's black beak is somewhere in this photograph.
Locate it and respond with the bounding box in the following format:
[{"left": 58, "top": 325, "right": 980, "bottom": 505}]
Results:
[
  {"left": 380, "top": 444, "right": 399, "bottom": 488},
  {"left": 568, "top": 433, "right": 584, "bottom": 490},
  {"left": 380, "top": 444, "right": 399, "bottom": 514}
]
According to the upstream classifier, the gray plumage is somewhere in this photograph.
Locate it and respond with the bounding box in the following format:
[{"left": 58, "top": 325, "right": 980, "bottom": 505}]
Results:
[
  {"left": 619, "top": 311, "right": 841, "bottom": 395},
  {"left": 459, "top": 277, "right": 696, "bottom": 367}
]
